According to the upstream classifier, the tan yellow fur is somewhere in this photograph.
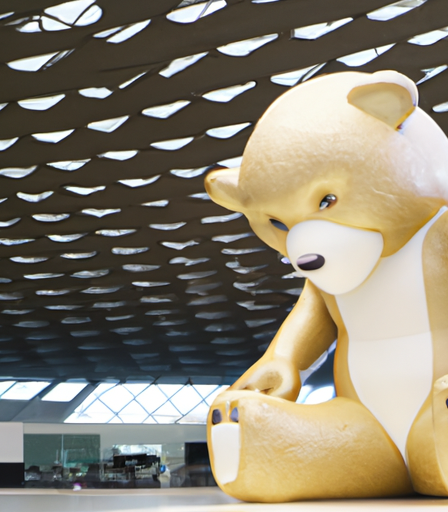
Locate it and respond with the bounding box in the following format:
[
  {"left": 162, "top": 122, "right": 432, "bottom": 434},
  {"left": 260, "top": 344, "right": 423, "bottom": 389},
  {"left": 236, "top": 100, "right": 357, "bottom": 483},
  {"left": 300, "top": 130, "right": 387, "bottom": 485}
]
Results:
[{"left": 205, "top": 71, "right": 448, "bottom": 501}]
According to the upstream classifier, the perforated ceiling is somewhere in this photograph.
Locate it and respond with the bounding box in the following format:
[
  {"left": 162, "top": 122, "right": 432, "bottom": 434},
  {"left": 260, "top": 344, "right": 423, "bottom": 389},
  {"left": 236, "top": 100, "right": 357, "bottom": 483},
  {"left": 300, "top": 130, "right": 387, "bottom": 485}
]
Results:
[{"left": 0, "top": 0, "right": 447, "bottom": 384}]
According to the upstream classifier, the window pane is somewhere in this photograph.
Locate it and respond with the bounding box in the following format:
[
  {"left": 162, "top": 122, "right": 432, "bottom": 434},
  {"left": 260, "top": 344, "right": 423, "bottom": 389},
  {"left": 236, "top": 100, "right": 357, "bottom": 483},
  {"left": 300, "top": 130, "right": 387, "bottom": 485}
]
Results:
[{"left": 42, "top": 383, "right": 88, "bottom": 402}]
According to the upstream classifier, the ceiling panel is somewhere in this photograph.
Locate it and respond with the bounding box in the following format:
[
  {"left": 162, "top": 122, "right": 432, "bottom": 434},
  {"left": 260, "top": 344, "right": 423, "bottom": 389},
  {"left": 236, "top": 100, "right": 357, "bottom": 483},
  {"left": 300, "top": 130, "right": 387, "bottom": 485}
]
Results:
[{"left": 0, "top": 0, "right": 447, "bottom": 383}]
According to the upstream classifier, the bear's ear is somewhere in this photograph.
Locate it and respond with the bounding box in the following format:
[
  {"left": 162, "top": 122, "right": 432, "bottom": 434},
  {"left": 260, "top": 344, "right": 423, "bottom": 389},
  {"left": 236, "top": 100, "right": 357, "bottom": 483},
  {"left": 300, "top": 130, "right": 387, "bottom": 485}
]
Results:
[
  {"left": 347, "top": 70, "right": 418, "bottom": 129},
  {"left": 204, "top": 167, "right": 244, "bottom": 212}
]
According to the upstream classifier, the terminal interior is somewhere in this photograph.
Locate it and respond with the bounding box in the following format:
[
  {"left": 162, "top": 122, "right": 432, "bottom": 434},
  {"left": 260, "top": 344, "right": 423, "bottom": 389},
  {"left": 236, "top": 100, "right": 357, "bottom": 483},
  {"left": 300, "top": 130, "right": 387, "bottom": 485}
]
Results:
[{"left": 0, "top": 0, "right": 447, "bottom": 509}]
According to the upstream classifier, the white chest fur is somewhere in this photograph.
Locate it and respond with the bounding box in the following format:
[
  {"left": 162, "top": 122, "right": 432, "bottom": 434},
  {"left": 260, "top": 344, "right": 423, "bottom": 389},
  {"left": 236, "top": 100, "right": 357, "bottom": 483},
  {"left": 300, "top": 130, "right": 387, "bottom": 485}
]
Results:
[{"left": 335, "top": 209, "right": 446, "bottom": 460}]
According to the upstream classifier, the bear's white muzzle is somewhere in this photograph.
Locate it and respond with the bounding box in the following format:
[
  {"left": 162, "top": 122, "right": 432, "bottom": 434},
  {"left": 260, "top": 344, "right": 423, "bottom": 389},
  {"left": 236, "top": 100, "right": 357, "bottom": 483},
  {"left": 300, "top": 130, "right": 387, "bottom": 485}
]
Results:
[{"left": 287, "top": 220, "right": 384, "bottom": 295}]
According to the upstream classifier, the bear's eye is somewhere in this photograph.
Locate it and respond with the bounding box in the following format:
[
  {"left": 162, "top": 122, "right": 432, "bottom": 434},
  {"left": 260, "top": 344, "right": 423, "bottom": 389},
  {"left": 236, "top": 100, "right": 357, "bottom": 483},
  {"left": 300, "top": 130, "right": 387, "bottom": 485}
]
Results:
[
  {"left": 269, "top": 219, "right": 289, "bottom": 232},
  {"left": 319, "top": 194, "right": 337, "bottom": 210}
]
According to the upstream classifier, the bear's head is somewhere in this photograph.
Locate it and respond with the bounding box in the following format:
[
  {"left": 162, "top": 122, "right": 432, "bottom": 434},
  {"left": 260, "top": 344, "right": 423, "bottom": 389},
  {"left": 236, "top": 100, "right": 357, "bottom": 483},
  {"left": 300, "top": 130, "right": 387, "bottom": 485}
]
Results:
[{"left": 205, "top": 71, "right": 448, "bottom": 295}]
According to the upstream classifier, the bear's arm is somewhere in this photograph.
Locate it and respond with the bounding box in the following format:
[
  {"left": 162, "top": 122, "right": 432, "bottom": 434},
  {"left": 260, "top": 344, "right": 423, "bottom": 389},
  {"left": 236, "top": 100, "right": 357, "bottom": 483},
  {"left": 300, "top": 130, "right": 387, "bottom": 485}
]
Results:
[
  {"left": 266, "top": 279, "right": 337, "bottom": 368},
  {"left": 229, "top": 279, "right": 337, "bottom": 400},
  {"left": 422, "top": 209, "right": 448, "bottom": 380}
]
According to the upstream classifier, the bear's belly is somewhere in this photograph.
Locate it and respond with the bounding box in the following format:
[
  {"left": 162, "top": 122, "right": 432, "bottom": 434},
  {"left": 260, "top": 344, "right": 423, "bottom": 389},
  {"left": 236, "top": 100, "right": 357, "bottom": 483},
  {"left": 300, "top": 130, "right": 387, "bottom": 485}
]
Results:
[
  {"left": 335, "top": 209, "right": 446, "bottom": 460},
  {"left": 344, "top": 332, "right": 432, "bottom": 459}
]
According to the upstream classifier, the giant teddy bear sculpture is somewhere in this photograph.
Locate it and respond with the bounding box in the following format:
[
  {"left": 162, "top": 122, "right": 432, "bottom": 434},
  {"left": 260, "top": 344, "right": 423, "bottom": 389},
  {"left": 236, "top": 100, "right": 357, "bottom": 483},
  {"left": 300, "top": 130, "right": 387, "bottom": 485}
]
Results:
[{"left": 204, "top": 70, "right": 448, "bottom": 502}]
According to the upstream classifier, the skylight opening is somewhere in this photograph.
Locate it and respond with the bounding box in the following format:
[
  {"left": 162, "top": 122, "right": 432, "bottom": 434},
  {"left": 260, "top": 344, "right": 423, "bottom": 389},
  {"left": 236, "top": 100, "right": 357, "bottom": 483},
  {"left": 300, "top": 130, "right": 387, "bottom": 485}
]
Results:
[
  {"left": 0, "top": 218, "right": 20, "bottom": 227},
  {"left": 274, "top": 63, "right": 327, "bottom": 87},
  {"left": 7, "top": 52, "right": 58, "bottom": 71},
  {"left": 35, "top": 289, "right": 71, "bottom": 295},
  {"left": 106, "top": 315, "right": 134, "bottom": 321},
  {"left": 61, "top": 251, "right": 97, "bottom": 259},
  {"left": 24, "top": 273, "right": 64, "bottom": 280},
  {"left": 8, "top": 50, "right": 73, "bottom": 71},
  {"left": 1, "top": 381, "right": 51, "bottom": 400},
  {"left": 160, "top": 240, "right": 199, "bottom": 250},
  {"left": 64, "top": 185, "right": 105, "bottom": 195},
  {"left": 79, "top": 87, "right": 113, "bottom": 99},
  {"left": 96, "top": 229, "right": 136, "bottom": 237},
  {"left": 2, "top": 309, "right": 33, "bottom": 314},
  {"left": 6, "top": 16, "right": 38, "bottom": 27},
  {"left": 416, "top": 65, "right": 448, "bottom": 85},
  {"left": 189, "top": 192, "right": 210, "bottom": 200},
  {"left": 81, "top": 286, "right": 121, "bottom": 294},
  {"left": 142, "top": 100, "right": 190, "bottom": 119},
  {"left": 237, "top": 300, "right": 276, "bottom": 310},
  {"left": 336, "top": 44, "right": 395, "bottom": 66},
  {"left": 71, "top": 330, "right": 101, "bottom": 337},
  {"left": 201, "top": 212, "right": 242, "bottom": 223},
  {"left": 99, "top": 150, "right": 138, "bottom": 160},
  {"left": 32, "top": 213, "right": 70, "bottom": 222},
  {"left": 75, "top": 3, "right": 102, "bottom": 25},
  {"left": 132, "top": 281, "right": 170, "bottom": 288},
  {"left": 47, "top": 159, "right": 90, "bottom": 171},
  {"left": 0, "top": 238, "right": 34, "bottom": 246},
  {"left": 0, "top": 167, "right": 37, "bottom": 179},
  {"left": 106, "top": 20, "right": 151, "bottom": 44},
  {"left": 92, "top": 301, "right": 126, "bottom": 308},
  {"left": 212, "top": 232, "right": 253, "bottom": 243},
  {"left": 367, "top": 0, "right": 427, "bottom": 21},
  {"left": 202, "top": 81, "right": 256, "bottom": 102},
  {"left": 81, "top": 208, "right": 120, "bottom": 217},
  {"left": 122, "top": 264, "right": 159, "bottom": 272},
  {"left": 94, "top": 26, "right": 123, "bottom": 38},
  {"left": 42, "top": 382, "right": 88, "bottom": 402},
  {"left": 87, "top": 115, "right": 129, "bottom": 132},
  {"left": 433, "top": 102, "right": 448, "bottom": 113},
  {"left": 206, "top": 122, "right": 251, "bottom": 139},
  {"left": 15, "top": 320, "right": 50, "bottom": 329},
  {"left": 0, "top": 138, "right": 18, "bottom": 151},
  {"left": 140, "top": 295, "right": 177, "bottom": 303},
  {"left": 18, "top": 94, "right": 65, "bottom": 110},
  {"left": 177, "top": 270, "right": 217, "bottom": 280},
  {"left": 118, "top": 176, "right": 160, "bottom": 188},
  {"left": 228, "top": 261, "right": 266, "bottom": 274},
  {"left": 292, "top": 18, "right": 352, "bottom": 40},
  {"left": 222, "top": 247, "right": 265, "bottom": 255},
  {"left": 111, "top": 247, "right": 149, "bottom": 255},
  {"left": 119, "top": 72, "right": 147, "bottom": 89},
  {"left": 0, "top": 293, "right": 23, "bottom": 300},
  {"left": 149, "top": 222, "right": 186, "bottom": 231},
  {"left": 10, "top": 256, "right": 47, "bottom": 263},
  {"left": 32, "top": 129, "right": 74, "bottom": 143},
  {"left": 141, "top": 200, "right": 169, "bottom": 207},
  {"left": 151, "top": 137, "right": 194, "bottom": 150},
  {"left": 17, "top": 191, "right": 53, "bottom": 202},
  {"left": 17, "top": 21, "right": 42, "bottom": 34},
  {"left": 408, "top": 27, "right": 448, "bottom": 46},
  {"left": 170, "top": 167, "right": 208, "bottom": 178},
  {"left": 169, "top": 257, "right": 209, "bottom": 266},
  {"left": 45, "top": 304, "right": 81, "bottom": 310},
  {"left": 167, "top": 0, "right": 226, "bottom": 24},
  {"left": 217, "top": 33, "right": 278, "bottom": 57},
  {"left": 71, "top": 269, "right": 109, "bottom": 278},
  {"left": 159, "top": 52, "right": 208, "bottom": 78},
  {"left": 61, "top": 314, "right": 94, "bottom": 325},
  {"left": 46, "top": 233, "right": 86, "bottom": 242},
  {"left": 45, "top": 0, "right": 98, "bottom": 25}
]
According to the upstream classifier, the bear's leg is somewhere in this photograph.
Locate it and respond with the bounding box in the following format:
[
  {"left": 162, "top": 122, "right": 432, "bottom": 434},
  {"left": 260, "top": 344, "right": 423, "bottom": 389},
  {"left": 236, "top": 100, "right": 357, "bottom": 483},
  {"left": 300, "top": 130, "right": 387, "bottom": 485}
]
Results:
[
  {"left": 407, "top": 375, "right": 448, "bottom": 496},
  {"left": 207, "top": 390, "right": 412, "bottom": 502}
]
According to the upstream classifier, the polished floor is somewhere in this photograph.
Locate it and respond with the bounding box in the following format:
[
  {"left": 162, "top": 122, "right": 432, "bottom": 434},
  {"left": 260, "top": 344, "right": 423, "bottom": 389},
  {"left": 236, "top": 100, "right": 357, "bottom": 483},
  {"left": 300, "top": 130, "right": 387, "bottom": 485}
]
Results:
[{"left": 0, "top": 488, "right": 447, "bottom": 512}]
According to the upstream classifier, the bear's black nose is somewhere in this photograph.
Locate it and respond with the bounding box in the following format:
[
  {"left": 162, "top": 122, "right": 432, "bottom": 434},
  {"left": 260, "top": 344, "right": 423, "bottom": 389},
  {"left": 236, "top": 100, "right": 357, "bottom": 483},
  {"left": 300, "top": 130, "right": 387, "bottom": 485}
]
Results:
[{"left": 296, "top": 254, "right": 325, "bottom": 271}]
